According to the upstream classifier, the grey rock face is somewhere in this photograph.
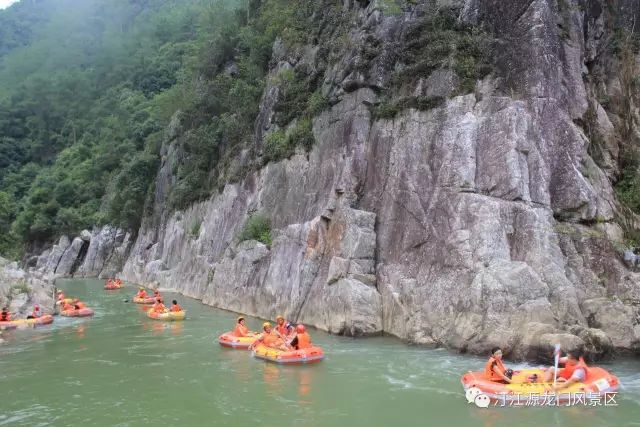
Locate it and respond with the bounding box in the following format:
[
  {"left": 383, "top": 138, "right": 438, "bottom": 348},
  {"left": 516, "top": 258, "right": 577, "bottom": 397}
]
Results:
[
  {"left": 33, "top": 226, "right": 131, "bottom": 279},
  {"left": 76, "top": 226, "right": 132, "bottom": 278},
  {"left": 80, "top": 229, "right": 92, "bottom": 242},
  {"left": 0, "top": 257, "right": 56, "bottom": 317},
  {"left": 43, "top": 236, "right": 70, "bottom": 275},
  {"left": 116, "top": 0, "right": 640, "bottom": 359},
  {"left": 54, "top": 237, "right": 85, "bottom": 277}
]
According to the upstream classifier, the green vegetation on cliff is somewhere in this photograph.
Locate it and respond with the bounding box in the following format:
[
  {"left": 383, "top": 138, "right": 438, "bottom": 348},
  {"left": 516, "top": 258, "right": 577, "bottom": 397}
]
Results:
[{"left": 0, "top": 0, "right": 315, "bottom": 258}]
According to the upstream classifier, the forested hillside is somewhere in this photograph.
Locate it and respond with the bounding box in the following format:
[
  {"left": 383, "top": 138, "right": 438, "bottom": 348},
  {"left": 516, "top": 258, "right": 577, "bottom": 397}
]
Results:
[{"left": 0, "top": 0, "right": 305, "bottom": 258}]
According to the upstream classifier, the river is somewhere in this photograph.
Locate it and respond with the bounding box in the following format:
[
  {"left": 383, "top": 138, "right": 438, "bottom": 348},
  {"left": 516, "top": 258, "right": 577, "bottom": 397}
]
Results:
[{"left": 1, "top": 279, "right": 639, "bottom": 426}]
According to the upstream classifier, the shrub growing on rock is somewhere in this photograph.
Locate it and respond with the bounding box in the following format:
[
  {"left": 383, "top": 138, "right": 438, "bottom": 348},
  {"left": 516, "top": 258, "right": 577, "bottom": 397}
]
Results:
[{"left": 238, "top": 213, "right": 272, "bottom": 246}]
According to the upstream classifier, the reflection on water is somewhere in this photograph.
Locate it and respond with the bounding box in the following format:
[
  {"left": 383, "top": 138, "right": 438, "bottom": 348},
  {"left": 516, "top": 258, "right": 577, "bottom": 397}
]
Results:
[
  {"left": 0, "top": 278, "right": 639, "bottom": 427},
  {"left": 75, "top": 324, "right": 86, "bottom": 340}
]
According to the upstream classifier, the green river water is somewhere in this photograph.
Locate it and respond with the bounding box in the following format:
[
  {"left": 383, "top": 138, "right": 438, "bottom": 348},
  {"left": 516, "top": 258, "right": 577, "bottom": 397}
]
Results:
[{"left": 1, "top": 278, "right": 639, "bottom": 427}]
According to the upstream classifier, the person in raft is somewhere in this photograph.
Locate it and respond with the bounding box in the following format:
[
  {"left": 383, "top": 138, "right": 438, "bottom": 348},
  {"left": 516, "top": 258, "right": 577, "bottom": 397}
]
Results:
[
  {"left": 484, "top": 347, "right": 513, "bottom": 384},
  {"left": 135, "top": 287, "right": 147, "bottom": 298},
  {"left": 250, "top": 322, "right": 289, "bottom": 351},
  {"left": 1, "top": 307, "right": 11, "bottom": 321},
  {"left": 274, "top": 315, "right": 293, "bottom": 339},
  {"left": 152, "top": 299, "right": 167, "bottom": 313},
  {"left": 543, "top": 349, "right": 589, "bottom": 390},
  {"left": 170, "top": 300, "right": 182, "bottom": 312},
  {"left": 61, "top": 300, "right": 74, "bottom": 311},
  {"left": 73, "top": 299, "right": 87, "bottom": 310},
  {"left": 56, "top": 290, "right": 65, "bottom": 304},
  {"left": 27, "top": 304, "right": 42, "bottom": 319},
  {"left": 289, "top": 324, "right": 313, "bottom": 350},
  {"left": 153, "top": 289, "right": 162, "bottom": 300},
  {"left": 233, "top": 316, "right": 254, "bottom": 337}
]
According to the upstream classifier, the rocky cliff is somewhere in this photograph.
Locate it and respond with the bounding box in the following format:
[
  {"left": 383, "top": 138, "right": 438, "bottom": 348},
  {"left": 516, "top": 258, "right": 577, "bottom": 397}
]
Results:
[
  {"left": 32, "top": 226, "right": 132, "bottom": 280},
  {"left": 34, "top": 0, "right": 640, "bottom": 360},
  {"left": 0, "top": 257, "right": 55, "bottom": 321}
]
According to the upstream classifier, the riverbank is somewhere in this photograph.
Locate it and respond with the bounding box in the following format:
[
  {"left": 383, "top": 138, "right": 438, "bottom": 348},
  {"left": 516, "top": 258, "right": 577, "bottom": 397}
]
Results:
[{"left": 1, "top": 278, "right": 639, "bottom": 427}]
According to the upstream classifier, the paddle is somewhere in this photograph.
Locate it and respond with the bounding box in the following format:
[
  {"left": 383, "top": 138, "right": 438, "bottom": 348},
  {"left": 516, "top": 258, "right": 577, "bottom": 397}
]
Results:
[{"left": 552, "top": 343, "right": 561, "bottom": 388}]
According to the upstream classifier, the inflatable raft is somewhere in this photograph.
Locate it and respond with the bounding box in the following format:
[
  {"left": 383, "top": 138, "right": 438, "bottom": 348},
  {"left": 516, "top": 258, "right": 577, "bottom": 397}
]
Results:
[
  {"left": 60, "top": 307, "right": 94, "bottom": 317},
  {"left": 0, "top": 314, "right": 54, "bottom": 329},
  {"left": 461, "top": 367, "right": 619, "bottom": 405},
  {"left": 146, "top": 309, "right": 185, "bottom": 321},
  {"left": 252, "top": 343, "right": 324, "bottom": 364},
  {"left": 132, "top": 296, "right": 155, "bottom": 304},
  {"left": 218, "top": 332, "right": 257, "bottom": 349}
]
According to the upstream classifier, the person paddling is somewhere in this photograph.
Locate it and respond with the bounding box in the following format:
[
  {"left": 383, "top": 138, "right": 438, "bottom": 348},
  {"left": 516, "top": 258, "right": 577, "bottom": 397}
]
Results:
[
  {"left": 152, "top": 299, "right": 166, "bottom": 313},
  {"left": 544, "top": 349, "right": 589, "bottom": 390},
  {"left": 233, "top": 316, "right": 253, "bottom": 337},
  {"left": 275, "top": 315, "right": 294, "bottom": 340},
  {"left": 27, "top": 305, "right": 41, "bottom": 319},
  {"left": 135, "top": 288, "right": 147, "bottom": 298},
  {"left": 170, "top": 300, "right": 182, "bottom": 312},
  {"left": 289, "top": 324, "right": 312, "bottom": 350},
  {"left": 250, "top": 322, "right": 288, "bottom": 351},
  {"left": 0, "top": 307, "right": 11, "bottom": 322},
  {"left": 484, "top": 347, "right": 513, "bottom": 384}
]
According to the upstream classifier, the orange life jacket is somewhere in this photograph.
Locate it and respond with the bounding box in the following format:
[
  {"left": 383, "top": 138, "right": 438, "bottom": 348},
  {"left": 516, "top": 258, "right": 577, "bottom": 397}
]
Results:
[
  {"left": 0, "top": 311, "right": 10, "bottom": 321},
  {"left": 76, "top": 302, "right": 86, "bottom": 309},
  {"left": 263, "top": 331, "right": 283, "bottom": 348},
  {"left": 170, "top": 304, "right": 182, "bottom": 312},
  {"left": 234, "top": 324, "right": 249, "bottom": 337},
  {"left": 559, "top": 357, "right": 589, "bottom": 381},
  {"left": 296, "top": 333, "right": 312, "bottom": 349},
  {"left": 153, "top": 303, "right": 166, "bottom": 313},
  {"left": 276, "top": 323, "right": 288, "bottom": 336},
  {"left": 62, "top": 303, "right": 74, "bottom": 311},
  {"left": 484, "top": 356, "right": 507, "bottom": 381},
  {"left": 136, "top": 291, "right": 147, "bottom": 298}
]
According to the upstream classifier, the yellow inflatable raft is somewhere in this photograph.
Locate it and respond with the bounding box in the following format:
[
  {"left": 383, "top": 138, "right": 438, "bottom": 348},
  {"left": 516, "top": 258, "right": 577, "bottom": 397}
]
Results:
[
  {"left": 218, "top": 332, "right": 257, "bottom": 349},
  {"left": 146, "top": 309, "right": 185, "bottom": 321},
  {"left": 252, "top": 343, "right": 324, "bottom": 364},
  {"left": 0, "top": 314, "right": 54, "bottom": 330},
  {"left": 461, "top": 367, "right": 619, "bottom": 405},
  {"left": 133, "top": 296, "right": 155, "bottom": 304}
]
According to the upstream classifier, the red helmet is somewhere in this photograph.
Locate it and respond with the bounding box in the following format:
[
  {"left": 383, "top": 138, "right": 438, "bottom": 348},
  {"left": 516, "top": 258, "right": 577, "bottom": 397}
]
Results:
[{"left": 296, "top": 324, "right": 305, "bottom": 333}]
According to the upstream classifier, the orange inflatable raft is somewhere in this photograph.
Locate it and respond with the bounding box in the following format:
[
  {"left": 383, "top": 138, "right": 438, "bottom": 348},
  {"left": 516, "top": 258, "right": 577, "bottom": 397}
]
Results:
[
  {"left": 104, "top": 281, "right": 123, "bottom": 290},
  {"left": 146, "top": 309, "right": 185, "bottom": 321},
  {"left": 461, "top": 367, "right": 620, "bottom": 405},
  {"left": 0, "top": 314, "right": 54, "bottom": 330},
  {"left": 133, "top": 296, "right": 155, "bottom": 304},
  {"left": 218, "top": 332, "right": 257, "bottom": 349},
  {"left": 60, "top": 307, "right": 94, "bottom": 317},
  {"left": 252, "top": 343, "right": 324, "bottom": 364}
]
